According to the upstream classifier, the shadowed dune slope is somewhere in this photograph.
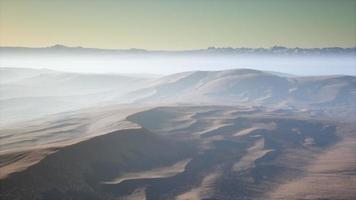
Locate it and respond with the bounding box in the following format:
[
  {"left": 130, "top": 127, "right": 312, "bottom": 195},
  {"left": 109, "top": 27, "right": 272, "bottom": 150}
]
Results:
[{"left": 0, "top": 128, "right": 195, "bottom": 200}]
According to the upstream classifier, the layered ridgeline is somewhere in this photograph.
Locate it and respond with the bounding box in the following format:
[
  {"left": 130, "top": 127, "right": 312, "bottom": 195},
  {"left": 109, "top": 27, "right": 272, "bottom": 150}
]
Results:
[{"left": 1, "top": 68, "right": 355, "bottom": 126}]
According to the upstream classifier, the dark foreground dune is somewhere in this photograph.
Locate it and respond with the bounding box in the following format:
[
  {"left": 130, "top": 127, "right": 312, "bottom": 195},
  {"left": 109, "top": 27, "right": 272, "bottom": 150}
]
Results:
[
  {"left": 1, "top": 106, "right": 354, "bottom": 200},
  {"left": 0, "top": 105, "right": 148, "bottom": 179},
  {"left": 0, "top": 128, "right": 195, "bottom": 200}
]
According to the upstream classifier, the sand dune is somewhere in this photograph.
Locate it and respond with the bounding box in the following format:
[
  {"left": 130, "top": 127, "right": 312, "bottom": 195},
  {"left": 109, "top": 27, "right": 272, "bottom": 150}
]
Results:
[
  {"left": 0, "top": 128, "right": 194, "bottom": 200},
  {"left": 0, "top": 68, "right": 155, "bottom": 126},
  {"left": 175, "top": 170, "right": 221, "bottom": 200},
  {"left": 0, "top": 105, "right": 147, "bottom": 154},
  {"left": 1, "top": 105, "right": 354, "bottom": 200},
  {"left": 0, "top": 149, "right": 55, "bottom": 179},
  {"left": 0, "top": 105, "right": 150, "bottom": 179},
  {"left": 233, "top": 122, "right": 276, "bottom": 137},
  {"left": 128, "top": 69, "right": 356, "bottom": 117},
  {"left": 120, "top": 188, "right": 146, "bottom": 200},
  {"left": 232, "top": 138, "right": 273, "bottom": 172},
  {"left": 1, "top": 68, "right": 355, "bottom": 128},
  {"left": 103, "top": 158, "right": 191, "bottom": 184},
  {"left": 268, "top": 136, "right": 356, "bottom": 200}
]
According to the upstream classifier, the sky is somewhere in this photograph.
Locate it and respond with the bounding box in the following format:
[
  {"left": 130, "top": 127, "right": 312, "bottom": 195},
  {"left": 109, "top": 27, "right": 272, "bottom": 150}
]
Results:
[{"left": 1, "top": 0, "right": 356, "bottom": 50}]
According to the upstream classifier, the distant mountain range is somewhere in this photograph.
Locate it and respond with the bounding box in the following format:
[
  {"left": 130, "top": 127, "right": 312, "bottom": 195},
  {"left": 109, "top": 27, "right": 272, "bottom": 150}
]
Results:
[{"left": 1, "top": 45, "right": 355, "bottom": 56}]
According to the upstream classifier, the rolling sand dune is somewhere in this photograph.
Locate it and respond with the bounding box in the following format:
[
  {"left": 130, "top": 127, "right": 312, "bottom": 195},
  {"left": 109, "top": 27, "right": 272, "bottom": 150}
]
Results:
[
  {"left": 103, "top": 158, "right": 191, "bottom": 184},
  {"left": 268, "top": 135, "right": 356, "bottom": 200},
  {"left": 0, "top": 149, "right": 55, "bottom": 179},
  {"left": 194, "top": 122, "right": 234, "bottom": 137},
  {"left": 175, "top": 170, "right": 222, "bottom": 200},
  {"left": 0, "top": 105, "right": 146, "bottom": 154},
  {"left": 127, "top": 107, "right": 200, "bottom": 136},
  {"left": 232, "top": 139, "right": 273, "bottom": 172},
  {"left": 120, "top": 187, "right": 146, "bottom": 200},
  {"left": 233, "top": 122, "right": 276, "bottom": 137},
  {"left": 128, "top": 106, "right": 283, "bottom": 139},
  {"left": 127, "top": 69, "right": 356, "bottom": 120},
  {"left": 0, "top": 68, "right": 156, "bottom": 126},
  {"left": 0, "top": 128, "right": 194, "bottom": 200},
  {"left": 124, "top": 106, "right": 348, "bottom": 200},
  {"left": 0, "top": 105, "right": 150, "bottom": 179},
  {"left": 1, "top": 103, "right": 355, "bottom": 199}
]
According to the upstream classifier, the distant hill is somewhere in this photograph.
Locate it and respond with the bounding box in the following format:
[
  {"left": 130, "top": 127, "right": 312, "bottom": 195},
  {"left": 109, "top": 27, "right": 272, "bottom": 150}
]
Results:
[
  {"left": 1, "top": 45, "right": 355, "bottom": 56},
  {"left": 0, "top": 68, "right": 153, "bottom": 125},
  {"left": 129, "top": 69, "right": 355, "bottom": 106},
  {"left": 126, "top": 69, "right": 356, "bottom": 120},
  {"left": 1, "top": 67, "right": 355, "bottom": 126}
]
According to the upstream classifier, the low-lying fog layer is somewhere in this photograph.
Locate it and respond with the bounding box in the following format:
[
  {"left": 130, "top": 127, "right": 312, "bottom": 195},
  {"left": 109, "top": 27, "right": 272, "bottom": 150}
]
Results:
[{"left": 1, "top": 54, "right": 355, "bottom": 75}]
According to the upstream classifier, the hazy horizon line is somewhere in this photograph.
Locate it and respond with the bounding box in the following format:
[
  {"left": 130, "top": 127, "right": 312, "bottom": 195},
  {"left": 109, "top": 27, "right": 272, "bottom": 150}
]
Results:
[
  {"left": 2, "top": 66, "right": 356, "bottom": 78},
  {"left": 1, "top": 44, "right": 356, "bottom": 51}
]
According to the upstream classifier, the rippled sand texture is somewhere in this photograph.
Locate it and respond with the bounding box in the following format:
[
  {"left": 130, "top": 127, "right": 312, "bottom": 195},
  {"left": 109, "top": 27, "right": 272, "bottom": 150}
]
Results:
[{"left": 268, "top": 134, "right": 356, "bottom": 200}]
